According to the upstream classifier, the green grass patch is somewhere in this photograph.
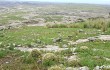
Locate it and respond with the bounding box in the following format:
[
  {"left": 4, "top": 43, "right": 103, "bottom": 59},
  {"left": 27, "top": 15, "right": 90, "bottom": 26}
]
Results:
[{"left": 0, "top": 26, "right": 100, "bottom": 46}]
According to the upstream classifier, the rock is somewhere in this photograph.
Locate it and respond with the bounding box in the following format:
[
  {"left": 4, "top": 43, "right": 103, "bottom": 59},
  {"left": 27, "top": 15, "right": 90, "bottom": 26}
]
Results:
[
  {"left": 72, "top": 53, "right": 77, "bottom": 55},
  {"left": 0, "top": 26, "right": 5, "bottom": 30},
  {"left": 80, "top": 46, "right": 89, "bottom": 50},
  {"left": 79, "top": 66, "right": 89, "bottom": 70},
  {"left": 53, "top": 37, "right": 62, "bottom": 43},
  {"left": 94, "top": 65, "right": 110, "bottom": 70},
  {"left": 5, "top": 62, "right": 9, "bottom": 64},
  {"left": 17, "top": 44, "right": 22, "bottom": 47},
  {"left": 78, "top": 29, "right": 84, "bottom": 33},
  {"left": 68, "top": 55, "right": 78, "bottom": 61},
  {"left": 66, "top": 67, "right": 73, "bottom": 70},
  {"left": 72, "top": 66, "right": 89, "bottom": 70},
  {"left": 76, "top": 39, "right": 89, "bottom": 44},
  {"left": 68, "top": 35, "right": 73, "bottom": 39},
  {"left": 62, "top": 44, "right": 68, "bottom": 48},
  {"left": 94, "top": 66, "right": 100, "bottom": 70},
  {"left": 103, "top": 57, "right": 110, "bottom": 61},
  {"left": 88, "top": 37, "right": 96, "bottom": 42},
  {"left": 98, "top": 35, "right": 110, "bottom": 41}
]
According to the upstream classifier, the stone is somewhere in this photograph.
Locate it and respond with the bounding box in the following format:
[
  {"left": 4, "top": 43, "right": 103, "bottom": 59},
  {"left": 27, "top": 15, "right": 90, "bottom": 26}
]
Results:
[
  {"left": 53, "top": 37, "right": 62, "bottom": 43},
  {"left": 94, "top": 66, "right": 100, "bottom": 70},
  {"left": 78, "top": 29, "right": 84, "bottom": 33},
  {"left": 88, "top": 37, "right": 96, "bottom": 42},
  {"left": 68, "top": 35, "right": 73, "bottom": 39},
  {"left": 5, "top": 62, "right": 9, "bottom": 64},
  {"left": 76, "top": 39, "right": 89, "bottom": 44},
  {"left": 79, "top": 66, "right": 89, "bottom": 70},
  {"left": 80, "top": 46, "right": 89, "bottom": 50},
  {"left": 94, "top": 65, "right": 110, "bottom": 70},
  {"left": 66, "top": 67, "right": 73, "bottom": 70},
  {"left": 62, "top": 44, "right": 68, "bottom": 48},
  {"left": 98, "top": 35, "right": 110, "bottom": 41}
]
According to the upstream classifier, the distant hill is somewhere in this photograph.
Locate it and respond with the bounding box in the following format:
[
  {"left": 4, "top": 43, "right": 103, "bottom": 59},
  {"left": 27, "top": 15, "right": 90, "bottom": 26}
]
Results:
[{"left": 0, "top": 1, "right": 61, "bottom": 7}]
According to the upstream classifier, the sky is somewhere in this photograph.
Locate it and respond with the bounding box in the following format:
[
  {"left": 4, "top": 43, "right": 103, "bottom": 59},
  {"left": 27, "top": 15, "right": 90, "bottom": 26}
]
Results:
[{"left": 2, "top": 0, "right": 110, "bottom": 5}]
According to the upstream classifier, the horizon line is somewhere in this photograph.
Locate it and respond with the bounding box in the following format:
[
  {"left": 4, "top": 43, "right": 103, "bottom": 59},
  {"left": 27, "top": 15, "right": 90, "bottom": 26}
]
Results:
[{"left": 0, "top": 0, "right": 110, "bottom": 5}]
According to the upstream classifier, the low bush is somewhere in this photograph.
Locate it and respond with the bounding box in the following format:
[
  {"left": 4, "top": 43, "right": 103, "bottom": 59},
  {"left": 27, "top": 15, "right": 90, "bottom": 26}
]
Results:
[
  {"left": 30, "top": 49, "right": 42, "bottom": 60},
  {"left": 42, "top": 53, "right": 58, "bottom": 67}
]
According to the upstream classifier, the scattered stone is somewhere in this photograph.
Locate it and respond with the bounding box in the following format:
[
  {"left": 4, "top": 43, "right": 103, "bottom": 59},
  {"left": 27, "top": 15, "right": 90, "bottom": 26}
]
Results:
[
  {"left": 68, "top": 35, "right": 73, "bottom": 39},
  {"left": 69, "top": 35, "right": 110, "bottom": 46},
  {"left": 62, "top": 44, "right": 68, "bottom": 48},
  {"left": 76, "top": 39, "right": 89, "bottom": 44},
  {"left": 15, "top": 45, "right": 74, "bottom": 52},
  {"left": 53, "top": 37, "right": 62, "bottom": 43},
  {"left": 88, "top": 37, "right": 96, "bottom": 42},
  {"left": 98, "top": 35, "right": 110, "bottom": 41},
  {"left": 72, "top": 53, "right": 77, "bottom": 55},
  {"left": 78, "top": 29, "right": 84, "bottom": 33},
  {"left": 78, "top": 66, "right": 89, "bottom": 70},
  {"left": 66, "top": 66, "right": 89, "bottom": 70},
  {"left": 94, "top": 66, "right": 100, "bottom": 70},
  {"left": 0, "top": 26, "right": 5, "bottom": 30},
  {"left": 17, "top": 44, "right": 22, "bottom": 47},
  {"left": 103, "top": 57, "right": 110, "bottom": 61},
  {"left": 94, "top": 65, "right": 110, "bottom": 70},
  {"left": 68, "top": 55, "right": 79, "bottom": 61},
  {"left": 80, "top": 46, "right": 89, "bottom": 50},
  {"left": 69, "top": 39, "right": 89, "bottom": 45},
  {"left": 66, "top": 67, "right": 73, "bottom": 70},
  {"left": 5, "top": 62, "right": 9, "bottom": 64}
]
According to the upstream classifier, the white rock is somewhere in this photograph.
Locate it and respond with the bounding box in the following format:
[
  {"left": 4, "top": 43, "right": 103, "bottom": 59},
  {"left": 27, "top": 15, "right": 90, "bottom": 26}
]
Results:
[
  {"left": 79, "top": 66, "right": 89, "bottom": 70},
  {"left": 66, "top": 67, "right": 73, "bottom": 70}
]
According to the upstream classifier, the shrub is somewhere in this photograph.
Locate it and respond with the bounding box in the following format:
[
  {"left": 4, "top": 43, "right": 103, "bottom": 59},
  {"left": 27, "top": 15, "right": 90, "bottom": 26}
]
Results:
[
  {"left": 0, "top": 50, "right": 7, "bottom": 58},
  {"left": 83, "top": 18, "right": 108, "bottom": 32},
  {"left": 46, "top": 23, "right": 81, "bottom": 28},
  {"left": 60, "top": 49, "right": 72, "bottom": 56},
  {"left": 8, "top": 43, "right": 15, "bottom": 50},
  {"left": 67, "top": 55, "right": 80, "bottom": 67},
  {"left": 42, "top": 53, "right": 58, "bottom": 67},
  {"left": 20, "top": 49, "right": 42, "bottom": 63},
  {"left": 101, "top": 22, "right": 108, "bottom": 32},
  {"left": 30, "top": 49, "right": 42, "bottom": 60},
  {"left": 21, "top": 54, "right": 34, "bottom": 64}
]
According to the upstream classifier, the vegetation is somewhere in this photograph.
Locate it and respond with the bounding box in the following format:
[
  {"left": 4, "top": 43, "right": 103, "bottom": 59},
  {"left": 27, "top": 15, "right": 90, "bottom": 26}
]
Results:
[
  {"left": 46, "top": 18, "right": 110, "bottom": 32},
  {"left": 42, "top": 53, "right": 58, "bottom": 67}
]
